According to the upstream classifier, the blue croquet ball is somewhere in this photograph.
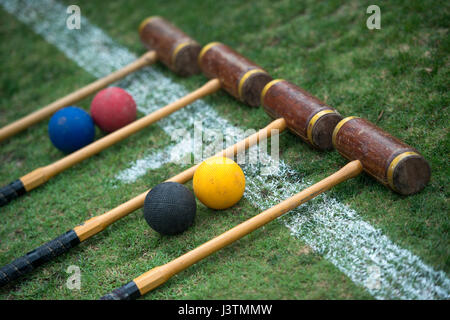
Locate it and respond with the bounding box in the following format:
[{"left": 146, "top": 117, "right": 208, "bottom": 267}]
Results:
[{"left": 48, "top": 106, "right": 95, "bottom": 153}]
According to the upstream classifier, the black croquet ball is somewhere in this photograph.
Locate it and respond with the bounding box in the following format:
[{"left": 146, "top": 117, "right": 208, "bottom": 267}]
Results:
[{"left": 143, "top": 182, "right": 196, "bottom": 235}]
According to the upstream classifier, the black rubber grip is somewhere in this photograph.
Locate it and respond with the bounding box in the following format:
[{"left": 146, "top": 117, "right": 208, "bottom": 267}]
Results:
[
  {"left": 0, "top": 179, "right": 26, "bottom": 207},
  {"left": 0, "top": 230, "right": 80, "bottom": 287},
  {"left": 100, "top": 281, "right": 141, "bottom": 300}
]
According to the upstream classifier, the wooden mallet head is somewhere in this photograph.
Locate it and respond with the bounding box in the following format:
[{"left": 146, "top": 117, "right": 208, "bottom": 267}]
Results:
[
  {"left": 198, "top": 42, "right": 273, "bottom": 107},
  {"left": 261, "top": 79, "right": 342, "bottom": 150},
  {"left": 333, "top": 117, "right": 431, "bottom": 195},
  {"left": 139, "top": 16, "right": 201, "bottom": 76}
]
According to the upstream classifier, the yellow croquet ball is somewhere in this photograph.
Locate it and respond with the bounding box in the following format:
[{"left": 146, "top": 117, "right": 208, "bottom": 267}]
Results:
[{"left": 193, "top": 157, "right": 245, "bottom": 210}]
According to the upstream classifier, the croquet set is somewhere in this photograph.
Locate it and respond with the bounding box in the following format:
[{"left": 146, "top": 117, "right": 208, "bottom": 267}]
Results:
[{"left": 0, "top": 17, "right": 431, "bottom": 299}]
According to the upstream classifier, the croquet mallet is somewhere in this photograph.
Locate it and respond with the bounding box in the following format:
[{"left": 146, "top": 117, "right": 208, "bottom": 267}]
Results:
[
  {"left": 100, "top": 84, "right": 430, "bottom": 299},
  {"left": 0, "top": 17, "right": 201, "bottom": 143},
  {"left": 0, "top": 23, "right": 274, "bottom": 207}
]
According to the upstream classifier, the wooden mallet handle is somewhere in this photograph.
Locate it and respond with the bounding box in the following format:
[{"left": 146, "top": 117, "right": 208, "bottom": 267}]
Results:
[
  {"left": 73, "top": 117, "right": 287, "bottom": 241},
  {"left": 0, "top": 51, "right": 156, "bottom": 143},
  {"left": 101, "top": 160, "right": 363, "bottom": 299},
  {"left": 101, "top": 114, "right": 431, "bottom": 299},
  {"left": 0, "top": 17, "right": 200, "bottom": 143},
  {"left": 0, "top": 79, "right": 221, "bottom": 207},
  {"left": 0, "top": 119, "right": 287, "bottom": 287}
]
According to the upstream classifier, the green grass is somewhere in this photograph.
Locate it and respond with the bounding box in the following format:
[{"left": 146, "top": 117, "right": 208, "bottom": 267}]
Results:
[{"left": 0, "top": 0, "right": 448, "bottom": 299}]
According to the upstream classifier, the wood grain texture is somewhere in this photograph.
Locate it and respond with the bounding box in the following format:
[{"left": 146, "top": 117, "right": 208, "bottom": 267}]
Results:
[
  {"left": 262, "top": 80, "right": 342, "bottom": 150},
  {"left": 333, "top": 117, "right": 430, "bottom": 195},
  {"left": 199, "top": 42, "right": 272, "bottom": 106},
  {"left": 139, "top": 16, "right": 201, "bottom": 76}
]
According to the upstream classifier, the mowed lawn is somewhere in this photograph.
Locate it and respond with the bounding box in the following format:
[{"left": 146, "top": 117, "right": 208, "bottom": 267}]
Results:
[{"left": 0, "top": 0, "right": 448, "bottom": 299}]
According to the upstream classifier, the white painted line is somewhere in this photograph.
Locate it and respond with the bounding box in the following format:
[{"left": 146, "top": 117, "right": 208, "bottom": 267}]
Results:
[
  {"left": 245, "top": 153, "right": 450, "bottom": 299},
  {"left": 2, "top": 0, "right": 448, "bottom": 299}
]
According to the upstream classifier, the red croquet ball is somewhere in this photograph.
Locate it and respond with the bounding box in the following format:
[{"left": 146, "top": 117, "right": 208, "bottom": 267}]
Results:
[{"left": 90, "top": 87, "right": 137, "bottom": 133}]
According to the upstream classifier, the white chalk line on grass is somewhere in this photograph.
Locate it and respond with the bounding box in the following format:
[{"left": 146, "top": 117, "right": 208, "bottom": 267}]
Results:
[{"left": 2, "top": 0, "right": 449, "bottom": 299}]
